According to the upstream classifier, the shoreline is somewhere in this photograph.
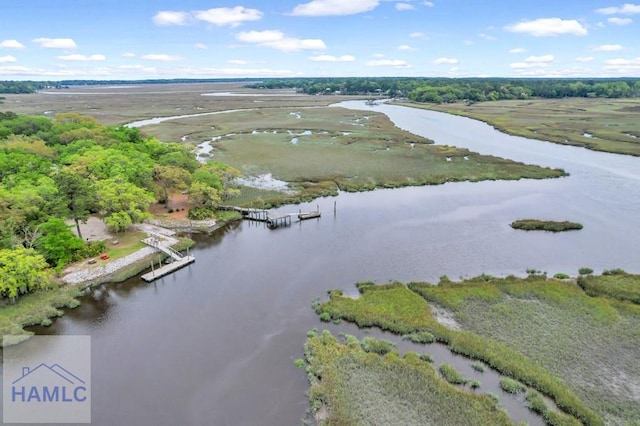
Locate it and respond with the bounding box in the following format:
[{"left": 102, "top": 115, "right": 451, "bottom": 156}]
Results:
[{"left": 0, "top": 218, "right": 230, "bottom": 346}]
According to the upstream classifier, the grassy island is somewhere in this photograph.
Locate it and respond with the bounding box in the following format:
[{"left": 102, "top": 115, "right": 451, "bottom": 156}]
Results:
[
  {"left": 510, "top": 219, "right": 583, "bottom": 232},
  {"left": 307, "top": 271, "right": 640, "bottom": 425}
]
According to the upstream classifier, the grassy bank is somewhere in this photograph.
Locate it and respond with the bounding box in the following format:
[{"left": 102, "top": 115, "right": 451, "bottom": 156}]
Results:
[
  {"left": 303, "top": 329, "right": 514, "bottom": 426},
  {"left": 0, "top": 283, "right": 83, "bottom": 345},
  {"left": 396, "top": 98, "right": 640, "bottom": 157},
  {"left": 510, "top": 219, "right": 583, "bottom": 232},
  {"left": 577, "top": 268, "right": 640, "bottom": 304},
  {"left": 315, "top": 280, "right": 605, "bottom": 425},
  {"left": 0, "top": 236, "right": 195, "bottom": 345}
]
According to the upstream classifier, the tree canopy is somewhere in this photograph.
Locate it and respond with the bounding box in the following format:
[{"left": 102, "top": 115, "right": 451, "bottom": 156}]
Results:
[{"left": 0, "top": 110, "right": 241, "bottom": 299}]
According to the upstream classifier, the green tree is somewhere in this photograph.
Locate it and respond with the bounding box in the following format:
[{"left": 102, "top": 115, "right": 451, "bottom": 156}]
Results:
[
  {"left": 95, "top": 177, "right": 154, "bottom": 228},
  {"left": 35, "top": 218, "right": 84, "bottom": 268},
  {"left": 0, "top": 247, "right": 52, "bottom": 301},
  {"left": 54, "top": 169, "right": 96, "bottom": 239},
  {"left": 153, "top": 164, "right": 191, "bottom": 210},
  {"left": 188, "top": 181, "right": 222, "bottom": 209}
]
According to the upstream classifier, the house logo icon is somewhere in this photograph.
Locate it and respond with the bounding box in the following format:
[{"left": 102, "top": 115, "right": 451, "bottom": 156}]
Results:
[
  {"left": 3, "top": 335, "right": 91, "bottom": 423},
  {"left": 11, "top": 363, "right": 88, "bottom": 403}
]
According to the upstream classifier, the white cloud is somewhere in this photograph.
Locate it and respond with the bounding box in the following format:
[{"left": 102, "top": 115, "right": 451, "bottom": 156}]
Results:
[
  {"left": 32, "top": 38, "right": 78, "bottom": 49},
  {"left": 608, "top": 17, "right": 633, "bottom": 25},
  {"left": 410, "top": 32, "right": 426, "bottom": 38},
  {"left": 509, "top": 47, "right": 526, "bottom": 53},
  {"left": 594, "top": 44, "right": 623, "bottom": 51},
  {"left": 176, "top": 67, "right": 302, "bottom": 78},
  {"left": 194, "top": 6, "right": 262, "bottom": 27},
  {"left": 423, "top": 1, "right": 435, "bottom": 6},
  {"left": 194, "top": 43, "right": 208, "bottom": 50},
  {"left": 398, "top": 44, "right": 416, "bottom": 51},
  {"left": 396, "top": 3, "right": 415, "bottom": 11},
  {"left": 309, "top": 54, "right": 355, "bottom": 62},
  {"left": 604, "top": 57, "right": 640, "bottom": 73},
  {"left": 505, "top": 18, "right": 587, "bottom": 37},
  {"left": 122, "top": 52, "right": 136, "bottom": 58},
  {"left": 366, "top": 59, "right": 411, "bottom": 68},
  {"left": 479, "top": 33, "right": 496, "bottom": 41},
  {"left": 434, "top": 57, "right": 458, "bottom": 64},
  {"left": 0, "top": 40, "right": 25, "bottom": 49},
  {"left": 511, "top": 54, "right": 554, "bottom": 69},
  {"left": 153, "top": 11, "right": 190, "bottom": 26},
  {"left": 524, "top": 54, "right": 554, "bottom": 62},
  {"left": 596, "top": 4, "right": 640, "bottom": 15},
  {"left": 372, "top": 53, "right": 385, "bottom": 58},
  {"left": 289, "top": 0, "right": 379, "bottom": 16},
  {"left": 227, "top": 59, "right": 247, "bottom": 65},
  {"left": 576, "top": 56, "right": 595, "bottom": 62},
  {"left": 236, "top": 30, "right": 326, "bottom": 52},
  {"left": 0, "top": 55, "right": 17, "bottom": 63},
  {"left": 57, "top": 54, "right": 106, "bottom": 61},
  {"left": 142, "top": 54, "right": 183, "bottom": 61}
]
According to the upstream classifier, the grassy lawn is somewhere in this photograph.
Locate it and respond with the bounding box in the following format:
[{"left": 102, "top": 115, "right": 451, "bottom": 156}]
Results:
[
  {"left": 411, "top": 274, "right": 640, "bottom": 425},
  {"left": 303, "top": 329, "right": 513, "bottom": 426},
  {"left": 397, "top": 98, "right": 640, "bottom": 156}
]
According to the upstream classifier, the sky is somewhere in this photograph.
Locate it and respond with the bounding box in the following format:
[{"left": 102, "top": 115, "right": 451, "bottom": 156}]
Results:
[{"left": 1, "top": 0, "right": 639, "bottom": 81}]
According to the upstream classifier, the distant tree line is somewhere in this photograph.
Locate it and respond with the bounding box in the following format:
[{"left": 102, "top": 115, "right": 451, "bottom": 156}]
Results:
[
  {"left": 246, "top": 77, "right": 640, "bottom": 103},
  {"left": 0, "top": 78, "right": 262, "bottom": 94}
]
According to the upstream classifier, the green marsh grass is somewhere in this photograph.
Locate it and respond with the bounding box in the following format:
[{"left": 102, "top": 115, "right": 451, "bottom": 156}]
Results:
[
  {"left": 577, "top": 268, "right": 640, "bottom": 304},
  {"left": 411, "top": 274, "right": 640, "bottom": 425},
  {"left": 439, "top": 363, "right": 469, "bottom": 385},
  {"left": 399, "top": 98, "right": 640, "bottom": 156},
  {"left": 510, "top": 219, "right": 583, "bottom": 232},
  {"left": 303, "top": 330, "right": 512, "bottom": 426},
  {"left": 317, "top": 279, "right": 604, "bottom": 425},
  {"left": 0, "top": 283, "right": 83, "bottom": 344},
  {"left": 500, "top": 377, "right": 527, "bottom": 394}
]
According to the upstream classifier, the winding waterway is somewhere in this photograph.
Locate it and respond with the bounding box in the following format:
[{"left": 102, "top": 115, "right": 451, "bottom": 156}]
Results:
[{"left": 9, "top": 101, "right": 640, "bottom": 425}]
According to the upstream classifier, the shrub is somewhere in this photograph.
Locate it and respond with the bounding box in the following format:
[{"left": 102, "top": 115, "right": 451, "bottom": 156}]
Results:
[
  {"left": 578, "top": 267, "right": 593, "bottom": 275},
  {"left": 554, "top": 273, "right": 570, "bottom": 280},
  {"left": 470, "top": 380, "right": 481, "bottom": 389},
  {"left": 187, "top": 206, "right": 216, "bottom": 220}
]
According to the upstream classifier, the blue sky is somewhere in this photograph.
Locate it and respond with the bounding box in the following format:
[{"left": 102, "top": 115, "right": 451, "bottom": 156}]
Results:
[{"left": 1, "top": 0, "right": 639, "bottom": 80}]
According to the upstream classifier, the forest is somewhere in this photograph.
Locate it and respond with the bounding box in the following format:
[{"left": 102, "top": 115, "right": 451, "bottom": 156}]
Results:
[
  {"left": 0, "top": 111, "right": 239, "bottom": 301},
  {"left": 248, "top": 77, "right": 640, "bottom": 102}
]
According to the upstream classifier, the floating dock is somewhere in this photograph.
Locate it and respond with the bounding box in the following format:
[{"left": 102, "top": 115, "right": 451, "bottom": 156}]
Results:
[
  {"left": 140, "top": 235, "right": 195, "bottom": 282},
  {"left": 141, "top": 255, "right": 195, "bottom": 282}
]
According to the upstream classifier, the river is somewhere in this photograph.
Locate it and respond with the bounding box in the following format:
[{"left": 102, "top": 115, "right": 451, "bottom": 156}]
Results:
[{"left": 9, "top": 101, "right": 640, "bottom": 425}]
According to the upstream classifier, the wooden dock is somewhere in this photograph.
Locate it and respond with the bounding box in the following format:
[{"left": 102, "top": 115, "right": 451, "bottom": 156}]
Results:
[
  {"left": 220, "top": 205, "right": 321, "bottom": 228},
  {"left": 141, "top": 255, "right": 195, "bottom": 282},
  {"left": 140, "top": 236, "right": 195, "bottom": 282}
]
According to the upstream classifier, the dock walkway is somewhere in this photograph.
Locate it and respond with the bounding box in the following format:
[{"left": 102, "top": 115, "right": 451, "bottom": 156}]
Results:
[{"left": 140, "top": 233, "right": 195, "bottom": 282}]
